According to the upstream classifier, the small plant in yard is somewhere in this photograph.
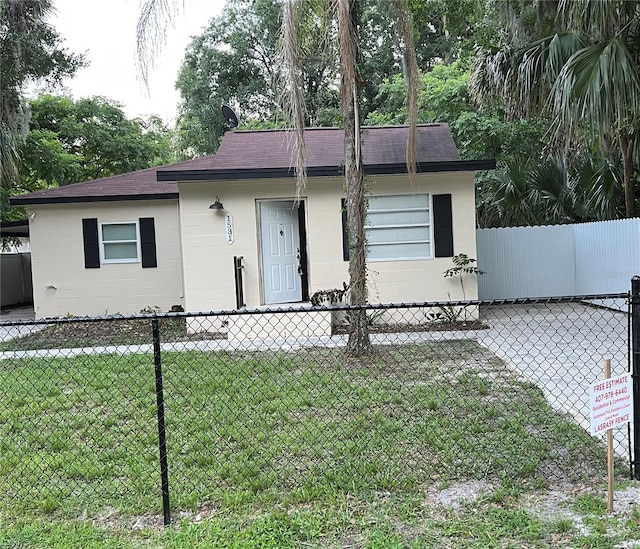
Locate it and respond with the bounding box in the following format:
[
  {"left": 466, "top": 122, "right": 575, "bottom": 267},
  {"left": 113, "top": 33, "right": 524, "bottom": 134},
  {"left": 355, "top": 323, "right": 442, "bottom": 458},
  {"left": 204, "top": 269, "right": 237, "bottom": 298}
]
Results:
[
  {"left": 551, "top": 516, "right": 574, "bottom": 534},
  {"left": 434, "top": 254, "right": 486, "bottom": 324},
  {"left": 139, "top": 305, "right": 161, "bottom": 314},
  {"left": 443, "top": 253, "right": 485, "bottom": 301},
  {"left": 433, "top": 293, "right": 463, "bottom": 323}
]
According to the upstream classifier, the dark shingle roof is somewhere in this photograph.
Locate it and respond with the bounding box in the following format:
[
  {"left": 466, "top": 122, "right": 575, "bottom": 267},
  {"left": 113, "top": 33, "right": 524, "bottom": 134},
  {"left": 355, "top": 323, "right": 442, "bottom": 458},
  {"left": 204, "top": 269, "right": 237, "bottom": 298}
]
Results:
[
  {"left": 11, "top": 125, "right": 494, "bottom": 205},
  {"left": 161, "top": 124, "right": 460, "bottom": 173},
  {"left": 10, "top": 165, "right": 180, "bottom": 206}
]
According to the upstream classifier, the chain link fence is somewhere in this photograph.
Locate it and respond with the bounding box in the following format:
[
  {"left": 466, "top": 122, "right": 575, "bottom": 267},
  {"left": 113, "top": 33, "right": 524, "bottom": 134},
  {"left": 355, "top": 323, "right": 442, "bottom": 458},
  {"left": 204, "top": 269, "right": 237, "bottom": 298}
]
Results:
[{"left": 0, "top": 294, "right": 631, "bottom": 521}]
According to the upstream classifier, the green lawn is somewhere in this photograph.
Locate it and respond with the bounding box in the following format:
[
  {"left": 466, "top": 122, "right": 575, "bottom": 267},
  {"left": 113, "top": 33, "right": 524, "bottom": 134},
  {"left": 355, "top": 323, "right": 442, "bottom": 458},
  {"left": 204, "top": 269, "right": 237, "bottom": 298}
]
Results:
[{"left": 0, "top": 340, "right": 632, "bottom": 547}]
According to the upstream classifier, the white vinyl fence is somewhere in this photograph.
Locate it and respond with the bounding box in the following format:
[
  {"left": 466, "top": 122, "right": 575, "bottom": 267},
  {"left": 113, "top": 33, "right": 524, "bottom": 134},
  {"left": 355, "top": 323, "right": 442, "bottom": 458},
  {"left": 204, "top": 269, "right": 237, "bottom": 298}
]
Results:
[{"left": 476, "top": 218, "right": 640, "bottom": 300}]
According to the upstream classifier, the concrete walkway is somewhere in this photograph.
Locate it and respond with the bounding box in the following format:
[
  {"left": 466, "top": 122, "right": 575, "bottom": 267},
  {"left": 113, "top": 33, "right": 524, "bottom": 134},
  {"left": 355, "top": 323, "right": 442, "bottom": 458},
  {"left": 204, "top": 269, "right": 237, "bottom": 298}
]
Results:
[
  {"left": 0, "top": 305, "right": 38, "bottom": 342},
  {"left": 0, "top": 304, "right": 34, "bottom": 321},
  {"left": 477, "top": 303, "right": 630, "bottom": 457}
]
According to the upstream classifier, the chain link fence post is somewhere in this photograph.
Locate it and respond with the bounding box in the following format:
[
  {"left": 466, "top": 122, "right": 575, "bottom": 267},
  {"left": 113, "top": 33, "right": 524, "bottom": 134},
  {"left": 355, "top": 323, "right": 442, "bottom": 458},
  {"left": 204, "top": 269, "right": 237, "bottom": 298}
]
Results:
[
  {"left": 152, "top": 317, "right": 171, "bottom": 525},
  {"left": 631, "top": 277, "right": 640, "bottom": 479}
]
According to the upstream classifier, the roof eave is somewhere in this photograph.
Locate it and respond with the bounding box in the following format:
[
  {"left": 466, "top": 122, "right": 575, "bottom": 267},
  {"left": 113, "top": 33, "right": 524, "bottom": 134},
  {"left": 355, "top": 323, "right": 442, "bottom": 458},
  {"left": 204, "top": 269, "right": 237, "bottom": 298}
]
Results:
[
  {"left": 9, "top": 193, "right": 179, "bottom": 207},
  {"left": 157, "top": 159, "right": 497, "bottom": 182},
  {"left": 0, "top": 220, "right": 29, "bottom": 238}
]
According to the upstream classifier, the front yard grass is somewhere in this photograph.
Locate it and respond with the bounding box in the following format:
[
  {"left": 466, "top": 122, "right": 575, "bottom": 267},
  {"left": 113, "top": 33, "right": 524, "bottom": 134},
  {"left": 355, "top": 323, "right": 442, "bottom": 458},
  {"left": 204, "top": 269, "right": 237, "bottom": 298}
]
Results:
[{"left": 0, "top": 340, "right": 631, "bottom": 547}]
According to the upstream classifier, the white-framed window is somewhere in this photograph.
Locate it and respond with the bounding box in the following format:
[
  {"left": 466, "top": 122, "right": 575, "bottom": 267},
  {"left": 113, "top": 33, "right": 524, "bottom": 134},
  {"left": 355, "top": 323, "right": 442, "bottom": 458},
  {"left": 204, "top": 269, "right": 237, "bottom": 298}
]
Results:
[
  {"left": 100, "top": 222, "right": 140, "bottom": 263},
  {"left": 365, "top": 194, "right": 431, "bottom": 261}
]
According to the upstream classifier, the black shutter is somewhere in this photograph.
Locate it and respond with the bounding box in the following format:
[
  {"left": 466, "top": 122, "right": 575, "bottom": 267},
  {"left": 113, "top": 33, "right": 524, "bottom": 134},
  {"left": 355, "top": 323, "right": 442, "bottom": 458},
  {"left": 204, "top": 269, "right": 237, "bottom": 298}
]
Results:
[
  {"left": 82, "top": 218, "right": 100, "bottom": 269},
  {"left": 341, "top": 198, "right": 349, "bottom": 261},
  {"left": 139, "top": 217, "right": 157, "bottom": 268},
  {"left": 433, "top": 194, "right": 454, "bottom": 258}
]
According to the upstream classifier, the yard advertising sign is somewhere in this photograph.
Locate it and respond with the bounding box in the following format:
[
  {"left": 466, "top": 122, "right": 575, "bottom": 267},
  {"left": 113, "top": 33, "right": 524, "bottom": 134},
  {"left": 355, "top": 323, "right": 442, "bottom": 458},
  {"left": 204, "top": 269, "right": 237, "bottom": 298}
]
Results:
[{"left": 589, "top": 373, "right": 633, "bottom": 435}]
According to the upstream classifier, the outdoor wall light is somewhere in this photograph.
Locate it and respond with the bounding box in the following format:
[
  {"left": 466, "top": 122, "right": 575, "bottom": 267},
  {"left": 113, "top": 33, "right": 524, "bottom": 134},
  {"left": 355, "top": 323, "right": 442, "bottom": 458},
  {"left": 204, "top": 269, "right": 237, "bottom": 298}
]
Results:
[{"left": 209, "top": 196, "right": 224, "bottom": 210}]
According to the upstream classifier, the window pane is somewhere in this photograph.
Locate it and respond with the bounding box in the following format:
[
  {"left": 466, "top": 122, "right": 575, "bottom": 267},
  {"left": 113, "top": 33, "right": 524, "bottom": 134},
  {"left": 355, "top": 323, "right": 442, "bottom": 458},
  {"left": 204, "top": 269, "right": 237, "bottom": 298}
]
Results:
[
  {"left": 365, "top": 194, "right": 431, "bottom": 261},
  {"left": 368, "top": 194, "right": 428, "bottom": 210},
  {"left": 367, "top": 242, "right": 430, "bottom": 260},
  {"left": 367, "top": 226, "right": 429, "bottom": 244},
  {"left": 367, "top": 209, "right": 430, "bottom": 226},
  {"left": 102, "top": 223, "right": 137, "bottom": 242},
  {"left": 104, "top": 242, "right": 138, "bottom": 260}
]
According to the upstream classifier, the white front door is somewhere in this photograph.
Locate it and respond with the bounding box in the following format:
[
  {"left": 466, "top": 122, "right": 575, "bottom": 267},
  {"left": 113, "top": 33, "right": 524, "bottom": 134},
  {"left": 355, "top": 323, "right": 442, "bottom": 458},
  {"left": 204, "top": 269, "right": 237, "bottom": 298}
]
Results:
[{"left": 260, "top": 201, "right": 302, "bottom": 305}]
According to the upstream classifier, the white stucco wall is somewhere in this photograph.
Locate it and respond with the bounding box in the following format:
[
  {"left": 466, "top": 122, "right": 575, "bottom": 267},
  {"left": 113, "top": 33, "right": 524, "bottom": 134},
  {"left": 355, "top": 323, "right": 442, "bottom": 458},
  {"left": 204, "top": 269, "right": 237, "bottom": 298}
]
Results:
[
  {"left": 29, "top": 200, "right": 184, "bottom": 318},
  {"left": 177, "top": 171, "right": 477, "bottom": 312}
]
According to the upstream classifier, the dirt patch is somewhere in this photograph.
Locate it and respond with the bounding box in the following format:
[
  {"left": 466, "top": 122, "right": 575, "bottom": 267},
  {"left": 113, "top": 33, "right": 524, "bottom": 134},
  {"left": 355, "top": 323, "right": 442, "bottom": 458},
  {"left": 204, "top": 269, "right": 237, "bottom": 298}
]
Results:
[
  {"left": 333, "top": 321, "right": 488, "bottom": 335},
  {"left": 426, "top": 480, "right": 495, "bottom": 509},
  {"left": 0, "top": 317, "right": 225, "bottom": 351}
]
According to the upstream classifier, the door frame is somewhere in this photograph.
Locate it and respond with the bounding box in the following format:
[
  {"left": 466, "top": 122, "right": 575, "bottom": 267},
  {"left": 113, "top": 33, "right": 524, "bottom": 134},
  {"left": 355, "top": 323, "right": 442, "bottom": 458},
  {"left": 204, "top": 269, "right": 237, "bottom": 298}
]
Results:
[{"left": 256, "top": 198, "right": 309, "bottom": 305}]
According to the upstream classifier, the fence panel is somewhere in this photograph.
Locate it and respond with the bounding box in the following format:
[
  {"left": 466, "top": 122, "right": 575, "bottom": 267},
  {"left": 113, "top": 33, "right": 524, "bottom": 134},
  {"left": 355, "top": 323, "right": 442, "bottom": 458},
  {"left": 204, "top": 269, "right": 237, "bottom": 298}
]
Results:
[
  {"left": 574, "top": 219, "right": 640, "bottom": 295},
  {"left": 0, "top": 319, "right": 160, "bottom": 516},
  {"left": 0, "top": 296, "right": 631, "bottom": 519},
  {"left": 477, "top": 218, "right": 640, "bottom": 300},
  {"left": 476, "top": 225, "right": 575, "bottom": 300}
]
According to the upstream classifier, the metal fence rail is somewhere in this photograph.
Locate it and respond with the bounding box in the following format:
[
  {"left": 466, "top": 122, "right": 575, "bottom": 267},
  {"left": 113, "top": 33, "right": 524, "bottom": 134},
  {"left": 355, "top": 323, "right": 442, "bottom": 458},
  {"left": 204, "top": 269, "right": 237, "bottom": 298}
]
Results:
[{"left": 0, "top": 294, "right": 630, "bottom": 523}]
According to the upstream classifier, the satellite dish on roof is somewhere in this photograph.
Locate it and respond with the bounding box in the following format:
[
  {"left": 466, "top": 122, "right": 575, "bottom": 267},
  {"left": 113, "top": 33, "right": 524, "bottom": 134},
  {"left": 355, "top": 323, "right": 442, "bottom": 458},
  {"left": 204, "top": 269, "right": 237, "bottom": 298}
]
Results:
[{"left": 221, "top": 105, "right": 239, "bottom": 129}]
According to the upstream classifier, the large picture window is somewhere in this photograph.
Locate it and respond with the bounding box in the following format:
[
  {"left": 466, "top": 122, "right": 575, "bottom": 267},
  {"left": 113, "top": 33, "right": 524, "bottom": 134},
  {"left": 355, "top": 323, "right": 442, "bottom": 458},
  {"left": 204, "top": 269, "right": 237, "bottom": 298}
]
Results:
[
  {"left": 365, "top": 194, "right": 431, "bottom": 261},
  {"left": 100, "top": 222, "right": 140, "bottom": 263}
]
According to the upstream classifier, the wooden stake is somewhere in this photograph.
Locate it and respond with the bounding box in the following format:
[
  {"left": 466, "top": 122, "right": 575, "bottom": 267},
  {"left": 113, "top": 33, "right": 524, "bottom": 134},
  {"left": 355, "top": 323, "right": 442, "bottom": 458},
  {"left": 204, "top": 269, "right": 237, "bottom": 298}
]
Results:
[{"left": 605, "top": 358, "right": 614, "bottom": 514}]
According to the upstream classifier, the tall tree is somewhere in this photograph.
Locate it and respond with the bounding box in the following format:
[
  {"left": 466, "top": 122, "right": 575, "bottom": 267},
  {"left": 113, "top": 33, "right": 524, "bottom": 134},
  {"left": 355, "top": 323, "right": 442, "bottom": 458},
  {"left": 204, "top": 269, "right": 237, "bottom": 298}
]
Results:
[
  {"left": 471, "top": 0, "right": 640, "bottom": 217},
  {"left": 281, "top": 0, "right": 419, "bottom": 356},
  {"left": 0, "top": 0, "right": 84, "bottom": 220},
  {"left": 175, "top": 0, "right": 339, "bottom": 156},
  {"left": 366, "top": 61, "right": 549, "bottom": 162},
  {"left": 22, "top": 95, "right": 176, "bottom": 186},
  {"left": 406, "top": 0, "right": 481, "bottom": 65},
  {"left": 174, "top": 0, "right": 426, "bottom": 158}
]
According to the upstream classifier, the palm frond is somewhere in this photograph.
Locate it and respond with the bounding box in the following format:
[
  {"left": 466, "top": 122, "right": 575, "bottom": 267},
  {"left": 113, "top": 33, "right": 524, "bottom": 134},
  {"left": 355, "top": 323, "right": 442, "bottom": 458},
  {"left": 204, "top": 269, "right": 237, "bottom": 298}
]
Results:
[
  {"left": 279, "top": 0, "right": 307, "bottom": 200},
  {"left": 558, "top": 0, "right": 625, "bottom": 41},
  {"left": 552, "top": 38, "right": 640, "bottom": 143},
  {"left": 469, "top": 45, "right": 514, "bottom": 110},
  {"left": 574, "top": 156, "right": 624, "bottom": 219},
  {"left": 515, "top": 31, "right": 589, "bottom": 116},
  {"left": 136, "top": 0, "right": 180, "bottom": 91},
  {"left": 392, "top": 0, "right": 419, "bottom": 183}
]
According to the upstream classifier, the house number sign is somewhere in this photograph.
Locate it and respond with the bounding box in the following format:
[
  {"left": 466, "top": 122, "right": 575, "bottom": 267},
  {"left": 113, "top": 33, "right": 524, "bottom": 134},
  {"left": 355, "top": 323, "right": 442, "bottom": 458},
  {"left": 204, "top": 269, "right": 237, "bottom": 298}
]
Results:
[{"left": 225, "top": 213, "right": 234, "bottom": 245}]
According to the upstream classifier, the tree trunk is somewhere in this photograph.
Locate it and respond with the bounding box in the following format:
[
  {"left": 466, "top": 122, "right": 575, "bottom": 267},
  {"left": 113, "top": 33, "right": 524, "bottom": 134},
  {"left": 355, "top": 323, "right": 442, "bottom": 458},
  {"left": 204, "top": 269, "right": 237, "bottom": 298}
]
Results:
[
  {"left": 344, "top": 93, "right": 370, "bottom": 356},
  {"left": 621, "top": 134, "right": 637, "bottom": 218},
  {"left": 339, "top": 0, "right": 370, "bottom": 356}
]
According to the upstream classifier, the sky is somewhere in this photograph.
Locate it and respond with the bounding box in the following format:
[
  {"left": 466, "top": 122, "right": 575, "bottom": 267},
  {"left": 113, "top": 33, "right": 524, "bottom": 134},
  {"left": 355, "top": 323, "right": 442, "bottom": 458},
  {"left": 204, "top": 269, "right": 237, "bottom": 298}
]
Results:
[{"left": 47, "top": 0, "right": 227, "bottom": 123}]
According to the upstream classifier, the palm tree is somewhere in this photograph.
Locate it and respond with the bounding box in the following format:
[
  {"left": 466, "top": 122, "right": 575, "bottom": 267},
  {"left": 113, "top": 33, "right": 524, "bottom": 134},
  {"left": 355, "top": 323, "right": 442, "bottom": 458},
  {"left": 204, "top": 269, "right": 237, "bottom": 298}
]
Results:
[
  {"left": 0, "top": 0, "right": 50, "bottom": 192},
  {"left": 138, "top": 0, "right": 420, "bottom": 356},
  {"left": 281, "top": 0, "right": 419, "bottom": 356},
  {"left": 471, "top": 0, "right": 640, "bottom": 218},
  {"left": 1, "top": 0, "right": 83, "bottom": 222},
  {"left": 476, "top": 154, "right": 624, "bottom": 227}
]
